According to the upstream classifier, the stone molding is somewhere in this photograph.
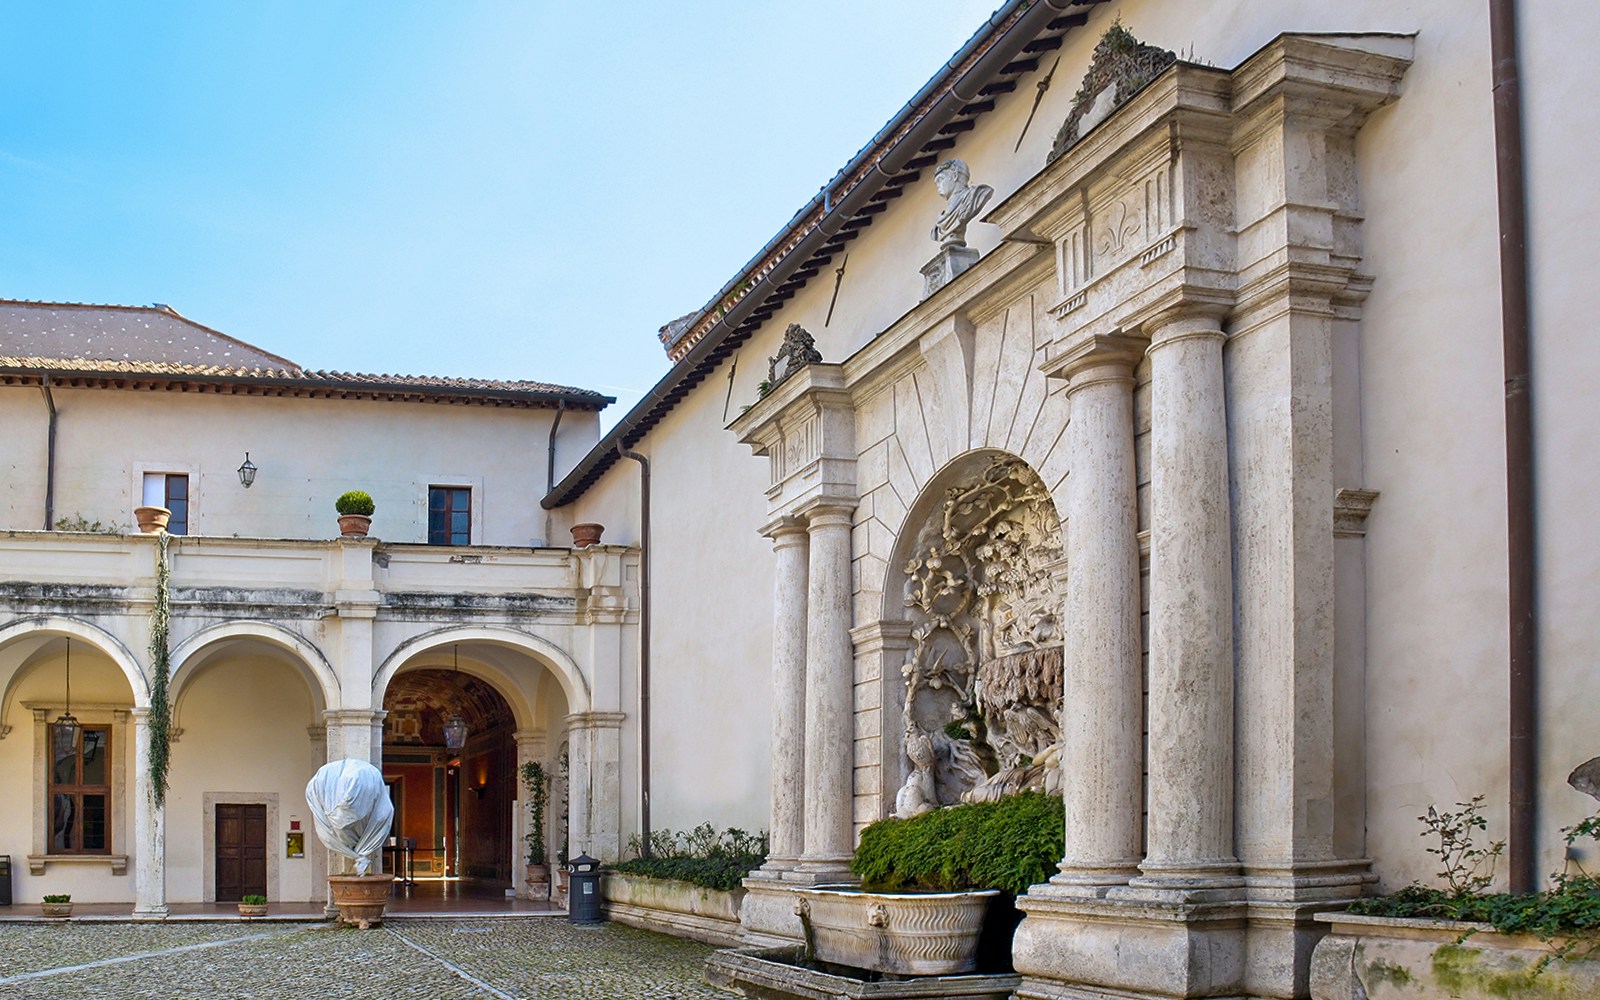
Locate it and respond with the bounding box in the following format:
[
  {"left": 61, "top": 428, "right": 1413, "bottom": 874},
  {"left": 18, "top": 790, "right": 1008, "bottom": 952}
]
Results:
[
  {"left": 730, "top": 363, "right": 857, "bottom": 519},
  {"left": 1333, "top": 488, "right": 1380, "bottom": 538},
  {"left": 564, "top": 711, "right": 626, "bottom": 731}
]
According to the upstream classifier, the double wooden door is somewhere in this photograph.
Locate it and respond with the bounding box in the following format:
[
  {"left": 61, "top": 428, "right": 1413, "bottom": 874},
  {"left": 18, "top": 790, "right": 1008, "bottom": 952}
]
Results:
[{"left": 216, "top": 803, "right": 266, "bottom": 901}]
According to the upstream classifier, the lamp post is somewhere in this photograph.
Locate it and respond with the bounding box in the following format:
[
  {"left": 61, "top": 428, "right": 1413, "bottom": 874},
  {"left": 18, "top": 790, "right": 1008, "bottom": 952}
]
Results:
[
  {"left": 443, "top": 645, "right": 468, "bottom": 751},
  {"left": 52, "top": 637, "right": 79, "bottom": 747}
]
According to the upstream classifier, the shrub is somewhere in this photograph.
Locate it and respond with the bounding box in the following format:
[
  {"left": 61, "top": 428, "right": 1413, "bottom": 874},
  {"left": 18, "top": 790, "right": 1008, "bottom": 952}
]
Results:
[
  {"left": 1348, "top": 800, "right": 1600, "bottom": 947},
  {"left": 240, "top": 894, "right": 267, "bottom": 905},
  {"left": 852, "top": 791, "right": 1064, "bottom": 897},
  {"left": 335, "top": 490, "right": 375, "bottom": 516},
  {"left": 42, "top": 894, "right": 70, "bottom": 903},
  {"left": 611, "top": 824, "right": 768, "bottom": 892}
]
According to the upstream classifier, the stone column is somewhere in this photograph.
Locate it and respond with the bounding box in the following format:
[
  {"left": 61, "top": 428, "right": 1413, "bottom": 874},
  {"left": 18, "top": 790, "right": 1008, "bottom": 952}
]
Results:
[
  {"left": 1135, "top": 309, "right": 1240, "bottom": 889},
  {"left": 1052, "top": 342, "right": 1145, "bottom": 890},
  {"left": 130, "top": 708, "right": 167, "bottom": 918},
  {"left": 760, "top": 518, "right": 809, "bottom": 874},
  {"left": 323, "top": 710, "right": 386, "bottom": 770},
  {"left": 797, "top": 504, "right": 856, "bottom": 876}
]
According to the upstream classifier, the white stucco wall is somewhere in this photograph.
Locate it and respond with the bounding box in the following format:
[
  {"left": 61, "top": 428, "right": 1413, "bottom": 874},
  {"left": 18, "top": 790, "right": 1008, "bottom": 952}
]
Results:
[
  {"left": 570, "top": 0, "right": 1597, "bottom": 892},
  {"left": 0, "top": 386, "right": 591, "bottom": 547}
]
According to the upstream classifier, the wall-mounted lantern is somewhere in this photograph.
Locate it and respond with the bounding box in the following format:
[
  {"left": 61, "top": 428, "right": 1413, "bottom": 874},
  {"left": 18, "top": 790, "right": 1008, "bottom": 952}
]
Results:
[{"left": 237, "top": 452, "right": 258, "bottom": 488}]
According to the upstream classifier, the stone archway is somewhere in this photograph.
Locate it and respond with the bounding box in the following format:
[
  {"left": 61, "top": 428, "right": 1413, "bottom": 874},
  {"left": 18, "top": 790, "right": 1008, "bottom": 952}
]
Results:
[{"left": 885, "top": 451, "right": 1067, "bottom": 817}]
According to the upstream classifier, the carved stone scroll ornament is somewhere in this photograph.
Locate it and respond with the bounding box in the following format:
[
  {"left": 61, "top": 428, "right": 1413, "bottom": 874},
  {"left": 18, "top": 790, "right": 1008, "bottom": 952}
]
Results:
[
  {"left": 767, "top": 323, "right": 823, "bottom": 388},
  {"left": 1048, "top": 22, "right": 1177, "bottom": 163},
  {"left": 891, "top": 457, "right": 1066, "bottom": 816}
]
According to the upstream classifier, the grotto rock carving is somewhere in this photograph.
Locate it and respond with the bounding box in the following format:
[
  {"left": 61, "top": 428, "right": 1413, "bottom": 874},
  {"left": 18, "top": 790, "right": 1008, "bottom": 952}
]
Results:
[
  {"left": 767, "top": 323, "right": 823, "bottom": 388},
  {"left": 894, "top": 457, "right": 1065, "bottom": 813}
]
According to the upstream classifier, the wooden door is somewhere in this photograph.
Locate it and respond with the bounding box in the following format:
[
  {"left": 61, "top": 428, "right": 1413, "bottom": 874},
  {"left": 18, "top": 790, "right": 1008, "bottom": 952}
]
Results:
[{"left": 216, "top": 803, "right": 267, "bottom": 901}]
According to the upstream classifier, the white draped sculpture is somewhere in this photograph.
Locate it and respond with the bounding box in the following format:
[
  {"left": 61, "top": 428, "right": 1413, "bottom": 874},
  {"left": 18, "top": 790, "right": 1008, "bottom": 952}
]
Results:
[{"left": 306, "top": 759, "right": 394, "bottom": 876}]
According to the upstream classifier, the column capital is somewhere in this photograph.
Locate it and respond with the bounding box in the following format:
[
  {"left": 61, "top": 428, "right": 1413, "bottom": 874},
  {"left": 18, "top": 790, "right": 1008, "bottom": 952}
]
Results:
[
  {"left": 323, "top": 708, "right": 386, "bottom": 726},
  {"left": 798, "top": 501, "right": 856, "bottom": 526},
  {"left": 565, "top": 711, "right": 626, "bottom": 731},
  {"left": 761, "top": 514, "right": 810, "bottom": 542},
  {"left": 1143, "top": 304, "right": 1228, "bottom": 350},
  {"left": 1044, "top": 332, "right": 1148, "bottom": 387}
]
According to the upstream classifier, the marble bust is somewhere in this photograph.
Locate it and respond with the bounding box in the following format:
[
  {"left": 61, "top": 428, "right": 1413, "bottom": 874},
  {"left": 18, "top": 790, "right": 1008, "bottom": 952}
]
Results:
[{"left": 930, "top": 159, "right": 994, "bottom": 249}]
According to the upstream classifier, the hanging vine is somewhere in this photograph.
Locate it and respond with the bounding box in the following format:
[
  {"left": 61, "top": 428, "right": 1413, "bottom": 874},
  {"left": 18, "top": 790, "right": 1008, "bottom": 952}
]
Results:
[{"left": 148, "top": 530, "right": 173, "bottom": 806}]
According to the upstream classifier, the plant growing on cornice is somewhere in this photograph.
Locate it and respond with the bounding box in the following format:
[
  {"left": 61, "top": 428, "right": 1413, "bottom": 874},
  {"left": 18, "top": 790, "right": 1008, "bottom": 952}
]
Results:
[
  {"left": 54, "top": 513, "right": 124, "bottom": 534},
  {"left": 148, "top": 531, "right": 174, "bottom": 806},
  {"left": 521, "top": 761, "right": 548, "bottom": 865},
  {"left": 335, "top": 490, "right": 375, "bottom": 516}
]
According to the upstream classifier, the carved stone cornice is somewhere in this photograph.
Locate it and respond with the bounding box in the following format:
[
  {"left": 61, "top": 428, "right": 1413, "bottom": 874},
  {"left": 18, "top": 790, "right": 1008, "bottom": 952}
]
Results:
[
  {"left": 1333, "top": 488, "right": 1380, "bottom": 538},
  {"left": 565, "top": 711, "right": 626, "bottom": 731},
  {"left": 730, "top": 363, "right": 857, "bottom": 520}
]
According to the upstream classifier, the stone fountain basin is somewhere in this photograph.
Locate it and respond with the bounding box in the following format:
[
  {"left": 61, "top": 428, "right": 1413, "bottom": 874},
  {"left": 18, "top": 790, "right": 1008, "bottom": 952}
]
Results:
[{"left": 791, "top": 886, "right": 1000, "bottom": 976}]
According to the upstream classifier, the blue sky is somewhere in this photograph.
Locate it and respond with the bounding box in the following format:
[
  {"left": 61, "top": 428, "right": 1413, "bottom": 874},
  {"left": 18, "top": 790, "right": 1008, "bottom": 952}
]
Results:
[{"left": 2, "top": 1, "right": 995, "bottom": 421}]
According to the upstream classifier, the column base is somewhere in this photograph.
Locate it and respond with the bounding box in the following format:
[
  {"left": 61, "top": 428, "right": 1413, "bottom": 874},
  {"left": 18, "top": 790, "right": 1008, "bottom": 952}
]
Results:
[
  {"left": 131, "top": 905, "right": 169, "bottom": 920},
  {"left": 1046, "top": 859, "right": 1142, "bottom": 898},
  {"left": 1013, "top": 893, "right": 1247, "bottom": 999}
]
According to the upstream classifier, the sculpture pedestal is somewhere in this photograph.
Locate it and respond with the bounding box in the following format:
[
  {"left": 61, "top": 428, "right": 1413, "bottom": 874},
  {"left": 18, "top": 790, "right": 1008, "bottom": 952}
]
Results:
[{"left": 922, "top": 244, "right": 980, "bottom": 299}]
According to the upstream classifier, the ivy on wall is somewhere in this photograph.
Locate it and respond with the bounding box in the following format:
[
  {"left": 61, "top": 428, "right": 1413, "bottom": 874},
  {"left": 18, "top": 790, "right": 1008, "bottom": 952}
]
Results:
[{"left": 148, "top": 531, "right": 173, "bottom": 807}]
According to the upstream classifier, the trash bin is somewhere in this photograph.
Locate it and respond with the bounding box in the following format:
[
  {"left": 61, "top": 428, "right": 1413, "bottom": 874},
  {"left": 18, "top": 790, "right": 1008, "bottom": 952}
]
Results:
[
  {"left": 566, "top": 853, "right": 604, "bottom": 924},
  {"left": 0, "top": 855, "right": 11, "bottom": 906}
]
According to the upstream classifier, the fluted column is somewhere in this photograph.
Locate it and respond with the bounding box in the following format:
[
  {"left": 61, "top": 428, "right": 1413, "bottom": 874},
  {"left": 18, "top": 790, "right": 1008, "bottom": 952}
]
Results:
[
  {"left": 797, "top": 505, "right": 856, "bottom": 875},
  {"left": 1135, "top": 309, "right": 1240, "bottom": 889},
  {"left": 1052, "top": 344, "right": 1144, "bottom": 889},
  {"left": 761, "top": 518, "right": 809, "bottom": 873},
  {"left": 131, "top": 707, "right": 168, "bottom": 918}
]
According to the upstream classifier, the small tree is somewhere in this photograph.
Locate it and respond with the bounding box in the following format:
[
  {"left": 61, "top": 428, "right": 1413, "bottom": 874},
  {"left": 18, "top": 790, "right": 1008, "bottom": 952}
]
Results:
[{"left": 521, "top": 761, "right": 548, "bottom": 866}]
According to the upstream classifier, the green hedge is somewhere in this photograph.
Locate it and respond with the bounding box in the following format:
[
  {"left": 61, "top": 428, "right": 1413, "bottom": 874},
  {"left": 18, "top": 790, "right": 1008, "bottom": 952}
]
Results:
[{"left": 851, "top": 792, "right": 1064, "bottom": 897}]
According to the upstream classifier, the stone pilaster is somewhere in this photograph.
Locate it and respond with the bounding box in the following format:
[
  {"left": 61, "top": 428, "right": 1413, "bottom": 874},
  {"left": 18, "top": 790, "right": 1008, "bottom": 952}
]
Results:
[
  {"left": 1046, "top": 337, "right": 1146, "bottom": 891},
  {"left": 130, "top": 707, "right": 167, "bottom": 918},
  {"left": 797, "top": 504, "right": 857, "bottom": 878},
  {"left": 565, "top": 711, "right": 625, "bottom": 861},
  {"left": 757, "top": 518, "right": 809, "bottom": 875},
  {"left": 1134, "top": 308, "right": 1240, "bottom": 892}
]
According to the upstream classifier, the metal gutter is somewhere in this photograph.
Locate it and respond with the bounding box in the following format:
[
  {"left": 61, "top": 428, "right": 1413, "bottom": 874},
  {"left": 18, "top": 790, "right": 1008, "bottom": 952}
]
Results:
[
  {"left": 544, "top": 0, "right": 1097, "bottom": 509},
  {"left": 1489, "top": 0, "right": 1538, "bottom": 895},
  {"left": 615, "top": 444, "right": 652, "bottom": 856},
  {"left": 39, "top": 374, "right": 57, "bottom": 530}
]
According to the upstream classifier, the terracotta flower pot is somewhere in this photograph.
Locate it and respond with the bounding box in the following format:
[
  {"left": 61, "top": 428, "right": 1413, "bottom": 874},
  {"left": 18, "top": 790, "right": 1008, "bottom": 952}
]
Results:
[
  {"left": 337, "top": 514, "right": 372, "bottom": 537},
  {"left": 526, "top": 863, "right": 551, "bottom": 901},
  {"left": 570, "top": 522, "right": 604, "bottom": 548},
  {"left": 327, "top": 874, "right": 394, "bottom": 929},
  {"left": 134, "top": 506, "right": 171, "bottom": 534},
  {"left": 237, "top": 902, "right": 269, "bottom": 918}
]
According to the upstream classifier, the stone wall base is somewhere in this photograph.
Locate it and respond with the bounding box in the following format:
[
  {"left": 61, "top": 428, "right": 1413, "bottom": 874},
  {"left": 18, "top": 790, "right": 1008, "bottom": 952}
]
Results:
[{"left": 605, "top": 901, "right": 744, "bottom": 948}]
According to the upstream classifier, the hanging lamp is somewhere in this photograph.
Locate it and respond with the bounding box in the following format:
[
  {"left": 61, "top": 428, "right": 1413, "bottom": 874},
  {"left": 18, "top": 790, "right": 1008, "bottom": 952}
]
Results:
[
  {"left": 52, "top": 636, "right": 80, "bottom": 746},
  {"left": 442, "top": 644, "right": 468, "bottom": 751}
]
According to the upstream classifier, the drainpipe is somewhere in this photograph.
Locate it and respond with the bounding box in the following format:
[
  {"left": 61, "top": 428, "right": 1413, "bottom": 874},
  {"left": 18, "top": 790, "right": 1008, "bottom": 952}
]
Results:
[
  {"left": 616, "top": 443, "right": 651, "bottom": 857},
  {"left": 546, "top": 400, "right": 567, "bottom": 492},
  {"left": 1489, "top": 0, "right": 1538, "bottom": 894},
  {"left": 40, "top": 374, "right": 58, "bottom": 530}
]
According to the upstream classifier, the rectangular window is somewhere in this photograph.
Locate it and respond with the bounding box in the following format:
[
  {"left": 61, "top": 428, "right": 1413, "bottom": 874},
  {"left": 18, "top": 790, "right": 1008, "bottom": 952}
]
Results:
[
  {"left": 48, "top": 725, "right": 111, "bottom": 854},
  {"left": 141, "top": 472, "right": 189, "bottom": 535},
  {"left": 428, "top": 486, "right": 471, "bottom": 545}
]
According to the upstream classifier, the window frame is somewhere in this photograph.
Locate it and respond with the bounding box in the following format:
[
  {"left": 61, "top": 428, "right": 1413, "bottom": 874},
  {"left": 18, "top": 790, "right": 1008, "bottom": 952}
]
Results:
[
  {"left": 47, "top": 723, "right": 112, "bottom": 855},
  {"left": 28, "top": 704, "right": 128, "bottom": 875},
  {"left": 427, "top": 484, "right": 473, "bottom": 546},
  {"left": 133, "top": 462, "right": 199, "bottom": 535}
]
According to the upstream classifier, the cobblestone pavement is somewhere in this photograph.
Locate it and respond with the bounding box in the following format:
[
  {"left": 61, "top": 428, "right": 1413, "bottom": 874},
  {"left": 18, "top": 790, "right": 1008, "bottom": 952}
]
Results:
[{"left": 0, "top": 919, "right": 728, "bottom": 999}]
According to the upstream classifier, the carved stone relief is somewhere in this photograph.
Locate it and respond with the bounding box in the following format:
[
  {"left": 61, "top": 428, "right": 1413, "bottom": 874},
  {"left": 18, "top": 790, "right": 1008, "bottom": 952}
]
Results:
[
  {"left": 893, "top": 457, "right": 1065, "bottom": 815},
  {"left": 1048, "top": 22, "right": 1177, "bottom": 163}
]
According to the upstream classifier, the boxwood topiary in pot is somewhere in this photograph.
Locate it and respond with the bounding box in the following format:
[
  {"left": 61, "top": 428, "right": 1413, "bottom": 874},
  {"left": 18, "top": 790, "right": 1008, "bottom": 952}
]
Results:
[{"left": 335, "top": 490, "right": 375, "bottom": 537}]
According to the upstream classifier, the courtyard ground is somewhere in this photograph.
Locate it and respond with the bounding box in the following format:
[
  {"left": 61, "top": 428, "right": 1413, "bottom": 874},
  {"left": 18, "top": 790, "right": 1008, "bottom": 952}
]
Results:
[{"left": 0, "top": 917, "right": 726, "bottom": 999}]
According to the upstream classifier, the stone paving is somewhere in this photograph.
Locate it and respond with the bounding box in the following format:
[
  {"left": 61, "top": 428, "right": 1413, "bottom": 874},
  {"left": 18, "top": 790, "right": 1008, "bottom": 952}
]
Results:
[{"left": 0, "top": 918, "right": 728, "bottom": 999}]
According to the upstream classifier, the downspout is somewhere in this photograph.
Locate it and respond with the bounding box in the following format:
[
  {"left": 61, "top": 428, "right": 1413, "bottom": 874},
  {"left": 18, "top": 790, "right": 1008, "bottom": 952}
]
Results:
[
  {"left": 40, "top": 374, "right": 57, "bottom": 530},
  {"left": 1489, "top": 0, "right": 1538, "bottom": 894},
  {"left": 616, "top": 443, "right": 651, "bottom": 857},
  {"left": 546, "top": 400, "right": 567, "bottom": 492}
]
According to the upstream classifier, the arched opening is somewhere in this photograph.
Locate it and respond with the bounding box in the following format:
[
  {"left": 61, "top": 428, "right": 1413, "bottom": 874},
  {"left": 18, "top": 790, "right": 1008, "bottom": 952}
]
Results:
[
  {"left": 168, "top": 631, "right": 332, "bottom": 903},
  {"left": 884, "top": 450, "right": 1067, "bottom": 815},
  {"left": 381, "top": 662, "right": 518, "bottom": 883},
  {"left": 0, "top": 622, "right": 139, "bottom": 901}
]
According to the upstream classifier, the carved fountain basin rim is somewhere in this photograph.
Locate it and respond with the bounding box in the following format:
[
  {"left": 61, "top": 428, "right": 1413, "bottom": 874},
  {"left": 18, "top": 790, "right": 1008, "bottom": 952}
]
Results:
[{"left": 792, "top": 885, "right": 1002, "bottom": 977}]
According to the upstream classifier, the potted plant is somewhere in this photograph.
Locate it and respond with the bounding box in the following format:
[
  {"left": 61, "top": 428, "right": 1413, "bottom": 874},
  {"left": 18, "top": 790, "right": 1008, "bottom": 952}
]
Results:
[
  {"left": 237, "top": 893, "right": 268, "bottom": 918},
  {"left": 133, "top": 505, "right": 171, "bottom": 534},
  {"left": 1311, "top": 794, "right": 1600, "bottom": 999},
  {"left": 570, "top": 522, "right": 605, "bottom": 548},
  {"left": 797, "top": 791, "right": 1063, "bottom": 976},
  {"left": 522, "top": 760, "right": 550, "bottom": 901},
  {"left": 41, "top": 894, "right": 72, "bottom": 918},
  {"left": 335, "top": 490, "right": 375, "bottom": 537}
]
